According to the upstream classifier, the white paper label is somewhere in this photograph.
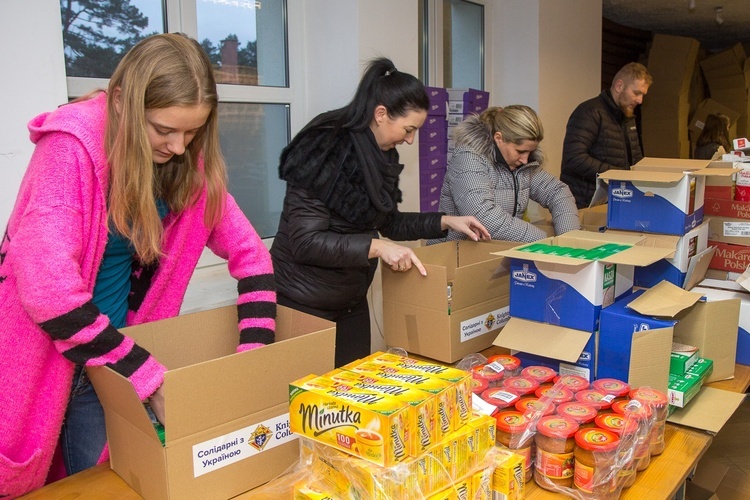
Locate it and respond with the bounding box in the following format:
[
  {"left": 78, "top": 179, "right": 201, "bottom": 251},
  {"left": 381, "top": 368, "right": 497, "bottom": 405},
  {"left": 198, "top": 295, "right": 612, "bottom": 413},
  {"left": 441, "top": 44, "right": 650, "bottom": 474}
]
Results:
[
  {"left": 558, "top": 363, "right": 590, "bottom": 381},
  {"left": 723, "top": 221, "right": 750, "bottom": 237},
  {"left": 192, "top": 413, "right": 296, "bottom": 477},
  {"left": 459, "top": 306, "right": 510, "bottom": 342},
  {"left": 472, "top": 393, "right": 496, "bottom": 416},
  {"left": 485, "top": 361, "right": 505, "bottom": 374},
  {"left": 489, "top": 390, "right": 518, "bottom": 403}
]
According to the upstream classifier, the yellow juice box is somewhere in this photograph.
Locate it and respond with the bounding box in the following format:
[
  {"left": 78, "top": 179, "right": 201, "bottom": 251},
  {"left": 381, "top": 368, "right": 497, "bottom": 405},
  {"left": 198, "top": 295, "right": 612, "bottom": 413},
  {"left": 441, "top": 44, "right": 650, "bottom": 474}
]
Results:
[
  {"left": 401, "top": 453, "right": 434, "bottom": 497},
  {"left": 362, "top": 352, "right": 473, "bottom": 429},
  {"left": 471, "top": 468, "right": 492, "bottom": 500},
  {"left": 323, "top": 368, "right": 437, "bottom": 456},
  {"left": 342, "top": 360, "right": 456, "bottom": 441},
  {"left": 289, "top": 374, "right": 409, "bottom": 467},
  {"left": 491, "top": 449, "right": 525, "bottom": 500},
  {"left": 293, "top": 481, "right": 338, "bottom": 500}
]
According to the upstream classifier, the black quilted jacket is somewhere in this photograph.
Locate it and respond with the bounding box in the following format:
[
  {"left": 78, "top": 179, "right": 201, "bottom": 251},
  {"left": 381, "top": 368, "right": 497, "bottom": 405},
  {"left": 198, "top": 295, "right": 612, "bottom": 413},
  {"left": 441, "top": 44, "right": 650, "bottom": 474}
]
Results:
[
  {"left": 560, "top": 90, "right": 643, "bottom": 208},
  {"left": 271, "top": 124, "right": 445, "bottom": 312}
]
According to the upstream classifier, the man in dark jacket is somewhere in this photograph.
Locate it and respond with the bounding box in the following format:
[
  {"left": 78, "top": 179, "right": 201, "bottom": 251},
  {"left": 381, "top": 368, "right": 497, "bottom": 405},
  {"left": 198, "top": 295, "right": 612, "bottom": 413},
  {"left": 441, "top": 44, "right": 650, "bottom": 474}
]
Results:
[{"left": 560, "top": 62, "right": 653, "bottom": 208}]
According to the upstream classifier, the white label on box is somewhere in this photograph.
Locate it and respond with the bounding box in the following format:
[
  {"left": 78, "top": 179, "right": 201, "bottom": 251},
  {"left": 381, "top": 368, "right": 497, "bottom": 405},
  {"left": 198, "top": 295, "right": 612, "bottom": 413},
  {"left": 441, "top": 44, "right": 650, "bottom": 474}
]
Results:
[
  {"left": 723, "top": 221, "right": 750, "bottom": 237},
  {"left": 459, "top": 306, "right": 510, "bottom": 342},
  {"left": 192, "top": 413, "right": 296, "bottom": 477},
  {"left": 472, "top": 393, "right": 496, "bottom": 416},
  {"left": 558, "top": 363, "right": 590, "bottom": 382}
]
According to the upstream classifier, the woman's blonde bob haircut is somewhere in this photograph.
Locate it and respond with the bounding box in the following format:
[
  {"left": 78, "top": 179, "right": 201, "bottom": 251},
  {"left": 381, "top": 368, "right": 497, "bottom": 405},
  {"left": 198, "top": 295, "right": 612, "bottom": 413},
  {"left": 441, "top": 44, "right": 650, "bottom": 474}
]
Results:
[
  {"left": 479, "top": 105, "right": 546, "bottom": 164},
  {"left": 105, "top": 33, "right": 226, "bottom": 264}
]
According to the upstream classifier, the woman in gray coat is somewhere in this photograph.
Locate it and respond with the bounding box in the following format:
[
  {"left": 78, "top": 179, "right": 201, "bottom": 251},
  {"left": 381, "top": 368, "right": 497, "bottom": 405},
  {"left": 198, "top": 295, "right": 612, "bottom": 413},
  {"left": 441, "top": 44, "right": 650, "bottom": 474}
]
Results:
[{"left": 432, "top": 105, "right": 580, "bottom": 243}]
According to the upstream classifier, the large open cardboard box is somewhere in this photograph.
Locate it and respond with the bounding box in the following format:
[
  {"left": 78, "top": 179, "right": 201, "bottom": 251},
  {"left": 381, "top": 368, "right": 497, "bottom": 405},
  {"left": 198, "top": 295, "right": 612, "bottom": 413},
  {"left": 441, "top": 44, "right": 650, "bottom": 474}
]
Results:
[
  {"left": 88, "top": 305, "right": 336, "bottom": 500},
  {"left": 383, "top": 240, "right": 516, "bottom": 364},
  {"left": 492, "top": 230, "right": 675, "bottom": 332}
]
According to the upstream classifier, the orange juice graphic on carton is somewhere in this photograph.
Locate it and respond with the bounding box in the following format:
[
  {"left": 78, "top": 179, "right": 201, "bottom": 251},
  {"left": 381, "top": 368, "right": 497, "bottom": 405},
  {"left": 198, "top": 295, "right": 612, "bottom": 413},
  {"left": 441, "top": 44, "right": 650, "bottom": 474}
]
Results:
[{"left": 289, "top": 374, "right": 409, "bottom": 467}]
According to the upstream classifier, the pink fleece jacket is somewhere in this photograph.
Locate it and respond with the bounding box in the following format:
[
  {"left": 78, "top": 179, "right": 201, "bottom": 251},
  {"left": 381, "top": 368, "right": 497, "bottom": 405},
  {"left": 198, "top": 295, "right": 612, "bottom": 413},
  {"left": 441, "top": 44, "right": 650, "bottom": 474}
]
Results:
[{"left": 0, "top": 92, "right": 276, "bottom": 498}]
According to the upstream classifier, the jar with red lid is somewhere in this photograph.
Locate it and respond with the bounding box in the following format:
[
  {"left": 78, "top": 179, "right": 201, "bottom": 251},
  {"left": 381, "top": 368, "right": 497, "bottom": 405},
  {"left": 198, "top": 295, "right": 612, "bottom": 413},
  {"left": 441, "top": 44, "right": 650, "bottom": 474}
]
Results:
[
  {"left": 521, "top": 365, "right": 557, "bottom": 385},
  {"left": 534, "top": 415, "right": 579, "bottom": 490},
  {"left": 611, "top": 399, "right": 653, "bottom": 471},
  {"left": 470, "top": 376, "right": 489, "bottom": 395},
  {"left": 553, "top": 374, "right": 590, "bottom": 393},
  {"left": 481, "top": 387, "right": 521, "bottom": 413},
  {"left": 486, "top": 354, "right": 522, "bottom": 377},
  {"left": 575, "top": 389, "right": 614, "bottom": 411},
  {"left": 495, "top": 410, "right": 536, "bottom": 483},
  {"left": 629, "top": 387, "right": 668, "bottom": 455},
  {"left": 535, "top": 385, "right": 574, "bottom": 405},
  {"left": 471, "top": 363, "right": 505, "bottom": 388},
  {"left": 556, "top": 402, "right": 599, "bottom": 428},
  {"left": 595, "top": 413, "right": 638, "bottom": 488},
  {"left": 515, "top": 397, "right": 556, "bottom": 419},
  {"left": 591, "top": 378, "right": 630, "bottom": 400},
  {"left": 574, "top": 427, "right": 620, "bottom": 497},
  {"left": 501, "top": 376, "right": 540, "bottom": 397}
]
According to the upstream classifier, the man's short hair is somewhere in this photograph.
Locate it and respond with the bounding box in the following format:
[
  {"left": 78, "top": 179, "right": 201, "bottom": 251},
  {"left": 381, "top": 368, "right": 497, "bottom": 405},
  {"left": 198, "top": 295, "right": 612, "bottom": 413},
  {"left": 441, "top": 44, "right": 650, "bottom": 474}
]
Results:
[{"left": 612, "top": 62, "right": 653, "bottom": 87}]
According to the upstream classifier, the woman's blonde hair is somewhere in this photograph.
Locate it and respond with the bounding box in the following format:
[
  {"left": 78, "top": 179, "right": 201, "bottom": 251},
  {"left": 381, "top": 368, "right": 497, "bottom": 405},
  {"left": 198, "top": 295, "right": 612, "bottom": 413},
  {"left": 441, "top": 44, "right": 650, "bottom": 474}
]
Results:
[
  {"left": 105, "top": 33, "right": 226, "bottom": 264},
  {"left": 479, "top": 105, "right": 546, "bottom": 163}
]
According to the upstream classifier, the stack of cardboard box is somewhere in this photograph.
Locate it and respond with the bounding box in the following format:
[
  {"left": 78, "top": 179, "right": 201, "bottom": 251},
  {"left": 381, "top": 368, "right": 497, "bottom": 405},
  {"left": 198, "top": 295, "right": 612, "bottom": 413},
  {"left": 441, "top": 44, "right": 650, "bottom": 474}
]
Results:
[
  {"left": 419, "top": 87, "right": 450, "bottom": 213},
  {"left": 699, "top": 44, "right": 750, "bottom": 139}
]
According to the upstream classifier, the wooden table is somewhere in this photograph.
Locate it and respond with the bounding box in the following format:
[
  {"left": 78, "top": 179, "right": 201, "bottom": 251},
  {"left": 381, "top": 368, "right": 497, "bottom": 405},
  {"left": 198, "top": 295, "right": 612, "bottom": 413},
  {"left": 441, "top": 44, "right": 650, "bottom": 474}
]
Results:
[{"left": 22, "top": 347, "right": 738, "bottom": 500}]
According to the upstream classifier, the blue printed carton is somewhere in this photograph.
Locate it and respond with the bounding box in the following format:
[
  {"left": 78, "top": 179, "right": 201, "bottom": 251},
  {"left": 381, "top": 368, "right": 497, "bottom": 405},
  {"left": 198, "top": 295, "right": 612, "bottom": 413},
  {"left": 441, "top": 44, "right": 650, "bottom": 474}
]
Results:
[
  {"left": 591, "top": 158, "right": 736, "bottom": 235},
  {"left": 493, "top": 231, "right": 674, "bottom": 332}
]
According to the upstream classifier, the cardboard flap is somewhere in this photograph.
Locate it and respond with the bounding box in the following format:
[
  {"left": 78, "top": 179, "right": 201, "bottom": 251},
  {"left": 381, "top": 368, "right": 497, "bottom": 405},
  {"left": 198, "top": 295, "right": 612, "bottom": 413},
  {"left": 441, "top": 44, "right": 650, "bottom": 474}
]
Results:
[
  {"left": 632, "top": 157, "right": 711, "bottom": 172},
  {"left": 597, "top": 169, "right": 687, "bottom": 183},
  {"left": 683, "top": 246, "right": 716, "bottom": 290},
  {"left": 600, "top": 246, "right": 676, "bottom": 266},
  {"left": 667, "top": 387, "right": 745, "bottom": 433},
  {"left": 738, "top": 267, "right": 750, "bottom": 292},
  {"left": 452, "top": 258, "right": 507, "bottom": 310},
  {"left": 163, "top": 322, "right": 335, "bottom": 441},
  {"left": 492, "top": 317, "right": 591, "bottom": 363},
  {"left": 690, "top": 167, "right": 740, "bottom": 177},
  {"left": 87, "top": 365, "right": 160, "bottom": 442},
  {"left": 627, "top": 281, "right": 703, "bottom": 317}
]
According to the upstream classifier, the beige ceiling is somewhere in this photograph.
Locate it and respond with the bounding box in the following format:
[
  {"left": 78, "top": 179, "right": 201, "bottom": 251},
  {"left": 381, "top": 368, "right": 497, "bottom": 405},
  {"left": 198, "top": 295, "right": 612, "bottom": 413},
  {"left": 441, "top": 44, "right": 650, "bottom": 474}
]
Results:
[{"left": 603, "top": 0, "right": 750, "bottom": 52}]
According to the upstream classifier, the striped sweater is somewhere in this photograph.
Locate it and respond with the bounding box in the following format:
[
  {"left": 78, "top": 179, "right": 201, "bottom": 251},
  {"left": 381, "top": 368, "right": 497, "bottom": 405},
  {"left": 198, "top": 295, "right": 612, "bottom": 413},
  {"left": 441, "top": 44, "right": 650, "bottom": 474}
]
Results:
[{"left": 0, "top": 92, "right": 276, "bottom": 498}]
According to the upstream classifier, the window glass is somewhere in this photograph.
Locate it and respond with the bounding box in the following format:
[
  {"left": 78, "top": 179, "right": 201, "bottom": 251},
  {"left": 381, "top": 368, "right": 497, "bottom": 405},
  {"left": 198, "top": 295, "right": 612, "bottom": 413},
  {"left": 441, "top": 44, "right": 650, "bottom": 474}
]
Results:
[
  {"left": 220, "top": 102, "right": 288, "bottom": 238},
  {"left": 61, "top": 0, "right": 165, "bottom": 78},
  {"left": 444, "top": 0, "right": 484, "bottom": 89},
  {"left": 197, "top": 0, "right": 287, "bottom": 87}
]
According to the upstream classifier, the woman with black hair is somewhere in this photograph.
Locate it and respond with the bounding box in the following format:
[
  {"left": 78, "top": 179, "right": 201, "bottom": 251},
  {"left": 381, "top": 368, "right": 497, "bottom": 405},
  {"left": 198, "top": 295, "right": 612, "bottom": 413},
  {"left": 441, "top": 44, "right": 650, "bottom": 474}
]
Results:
[{"left": 271, "top": 57, "right": 489, "bottom": 367}]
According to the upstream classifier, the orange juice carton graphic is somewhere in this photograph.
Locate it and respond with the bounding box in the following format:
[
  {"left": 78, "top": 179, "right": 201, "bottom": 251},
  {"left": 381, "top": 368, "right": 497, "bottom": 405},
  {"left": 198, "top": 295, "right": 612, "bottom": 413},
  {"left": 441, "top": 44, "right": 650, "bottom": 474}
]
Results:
[
  {"left": 361, "top": 352, "right": 473, "bottom": 428},
  {"left": 289, "top": 374, "right": 409, "bottom": 467},
  {"left": 342, "top": 360, "right": 456, "bottom": 441},
  {"left": 322, "top": 368, "right": 437, "bottom": 456}
]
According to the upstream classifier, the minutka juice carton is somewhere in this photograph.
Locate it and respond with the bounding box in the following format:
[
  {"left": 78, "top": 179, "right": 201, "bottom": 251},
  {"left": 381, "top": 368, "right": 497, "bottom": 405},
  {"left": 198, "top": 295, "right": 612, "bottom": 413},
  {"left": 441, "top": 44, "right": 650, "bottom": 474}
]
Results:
[
  {"left": 341, "top": 359, "right": 457, "bottom": 442},
  {"left": 322, "top": 368, "right": 438, "bottom": 456},
  {"left": 358, "top": 352, "right": 472, "bottom": 429},
  {"left": 289, "top": 374, "right": 410, "bottom": 467}
]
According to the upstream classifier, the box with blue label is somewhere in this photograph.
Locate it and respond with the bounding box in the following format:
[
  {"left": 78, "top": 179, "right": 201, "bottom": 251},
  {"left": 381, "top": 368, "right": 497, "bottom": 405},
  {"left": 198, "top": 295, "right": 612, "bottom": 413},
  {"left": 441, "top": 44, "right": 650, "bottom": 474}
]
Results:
[
  {"left": 599, "top": 281, "right": 739, "bottom": 391},
  {"left": 592, "top": 158, "right": 737, "bottom": 235},
  {"left": 383, "top": 240, "right": 519, "bottom": 363},
  {"left": 607, "top": 220, "right": 711, "bottom": 289},
  {"left": 493, "top": 317, "right": 595, "bottom": 380},
  {"left": 692, "top": 282, "right": 750, "bottom": 366},
  {"left": 87, "top": 306, "right": 336, "bottom": 500},
  {"left": 493, "top": 230, "right": 675, "bottom": 332}
]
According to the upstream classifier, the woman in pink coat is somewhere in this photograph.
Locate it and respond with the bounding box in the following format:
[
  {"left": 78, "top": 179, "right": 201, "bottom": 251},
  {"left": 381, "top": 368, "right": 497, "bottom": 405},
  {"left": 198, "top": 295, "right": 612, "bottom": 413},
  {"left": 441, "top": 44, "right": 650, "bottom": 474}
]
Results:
[{"left": 0, "top": 33, "right": 276, "bottom": 497}]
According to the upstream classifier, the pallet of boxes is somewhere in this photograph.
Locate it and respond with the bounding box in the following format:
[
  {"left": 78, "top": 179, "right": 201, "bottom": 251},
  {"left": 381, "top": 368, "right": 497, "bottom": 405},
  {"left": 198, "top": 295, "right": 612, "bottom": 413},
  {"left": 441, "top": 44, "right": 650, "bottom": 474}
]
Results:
[{"left": 257, "top": 351, "right": 527, "bottom": 499}]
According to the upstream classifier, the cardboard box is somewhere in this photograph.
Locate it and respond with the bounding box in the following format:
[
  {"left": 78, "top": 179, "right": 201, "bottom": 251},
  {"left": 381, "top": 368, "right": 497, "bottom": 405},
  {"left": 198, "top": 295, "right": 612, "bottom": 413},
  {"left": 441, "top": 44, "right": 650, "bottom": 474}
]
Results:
[
  {"left": 494, "top": 230, "right": 674, "bottom": 332},
  {"left": 383, "top": 240, "right": 515, "bottom": 364},
  {"left": 689, "top": 98, "right": 741, "bottom": 139},
  {"left": 707, "top": 215, "right": 750, "bottom": 272},
  {"left": 704, "top": 197, "right": 750, "bottom": 219},
  {"left": 686, "top": 459, "right": 729, "bottom": 500},
  {"left": 592, "top": 158, "right": 737, "bottom": 235},
  {"left": 668, "top": 372, "right": 704, "bottom": 408},
  {"left": 420, "top": 193, "right": 441, "bottom": 213},
  {"left": 648, "top": 34, "right": 701, "bottom": 96},
  {"left": 607, "top": 221, "right": 710, "bottom": 288},
  {"left": 692, "top": 284, "right": 750, "bottom": 366},
  {"left": 600, "top": 279, "right": 740, "bottom": 386},
  {"left": 511, "top": 328, "right": 597, "bottom": 381},
  {"left": 87, "top": 305, "right": 336, "bottom": 500},
  {"left": 425, "top": 86, "right": 448, "bottom": 116}
]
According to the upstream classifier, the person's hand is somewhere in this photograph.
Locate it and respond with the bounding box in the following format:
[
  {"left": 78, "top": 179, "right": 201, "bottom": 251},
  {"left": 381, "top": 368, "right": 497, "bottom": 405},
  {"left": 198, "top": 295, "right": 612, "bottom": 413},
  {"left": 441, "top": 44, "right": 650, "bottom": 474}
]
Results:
[
  {"left": 149, "top": 384, "right": 166, "bottom": 425},
  {"left": 369, "top": 239, "right": 427, "bottom": 276},
  {"left": 441, "top": 215, "right": 491, "bottom": 241}
]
